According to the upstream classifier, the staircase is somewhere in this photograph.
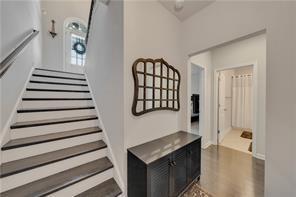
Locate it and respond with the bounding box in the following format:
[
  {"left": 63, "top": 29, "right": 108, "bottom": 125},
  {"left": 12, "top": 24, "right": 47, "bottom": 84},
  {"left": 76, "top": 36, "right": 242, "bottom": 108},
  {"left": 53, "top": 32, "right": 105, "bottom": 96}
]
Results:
[{"left": 0, "top": 68, "right": 122, "bottom": 196}]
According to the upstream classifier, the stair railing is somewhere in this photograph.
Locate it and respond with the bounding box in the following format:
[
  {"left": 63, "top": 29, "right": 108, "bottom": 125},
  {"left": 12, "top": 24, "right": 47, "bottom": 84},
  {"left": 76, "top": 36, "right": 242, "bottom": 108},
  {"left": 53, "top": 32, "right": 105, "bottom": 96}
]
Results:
[
  {"left": 85, "top": 0, "right": 96, "bottom": 45},
  {"left": 0, "top": 29, "right": 39, "bottom": 78}
]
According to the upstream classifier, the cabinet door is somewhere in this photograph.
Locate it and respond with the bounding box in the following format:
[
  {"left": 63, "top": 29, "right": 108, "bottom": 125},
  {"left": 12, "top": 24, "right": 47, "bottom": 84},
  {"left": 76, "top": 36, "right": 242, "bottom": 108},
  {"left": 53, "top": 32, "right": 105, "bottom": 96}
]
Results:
[
  {"left": 149, "top": 156, "right": 170, "bottom": 197},
  {"left": 171, "top": 147, "right": 187, "bottom": 196},
  {"left": 187, "top": 139, "right": 201, "bottom": 183}
]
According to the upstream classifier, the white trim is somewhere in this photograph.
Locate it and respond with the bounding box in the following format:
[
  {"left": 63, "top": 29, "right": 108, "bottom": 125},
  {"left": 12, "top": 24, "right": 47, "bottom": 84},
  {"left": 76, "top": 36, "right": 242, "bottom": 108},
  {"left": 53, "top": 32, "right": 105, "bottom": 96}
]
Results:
[
  {"left": 63, "top": 17, "right": 87, "bottom": 73},
  {"left": 186, "top": 60, "right": 206, "bottom": 145},
  {"left": 84, "top": 73, "right": 125, "bottom": 194},
  {"left": 213, "top": 61, "right": 260, "bottom": 158},
  {"left": 202, "top": 141, "right": 212, "bottom": 149},
  {"left": 255, "top": 153, "right": 265, "bottom": 160},
  {"left": 0, "top": 66, "right": 35, "bottom": 147}
]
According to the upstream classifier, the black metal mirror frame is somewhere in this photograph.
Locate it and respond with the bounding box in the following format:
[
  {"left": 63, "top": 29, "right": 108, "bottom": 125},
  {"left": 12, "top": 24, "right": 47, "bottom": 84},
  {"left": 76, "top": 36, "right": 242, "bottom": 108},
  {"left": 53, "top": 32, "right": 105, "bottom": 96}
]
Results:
[{"left": 132, "top": 58, "right": 181, "bottom": 116}]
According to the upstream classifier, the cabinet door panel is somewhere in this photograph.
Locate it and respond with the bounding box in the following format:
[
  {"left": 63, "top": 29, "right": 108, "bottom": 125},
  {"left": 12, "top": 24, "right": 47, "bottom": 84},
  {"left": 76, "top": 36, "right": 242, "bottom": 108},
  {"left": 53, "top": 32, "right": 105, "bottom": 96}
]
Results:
[
  {"left": 149, "top": 157, "right": 170, "bottom": 197},
  {"left": 187, "top": 139, "right": 201, "bottom": 183},
  {"left": 171, "top": 148, "right": 187, "bottom": 196}
]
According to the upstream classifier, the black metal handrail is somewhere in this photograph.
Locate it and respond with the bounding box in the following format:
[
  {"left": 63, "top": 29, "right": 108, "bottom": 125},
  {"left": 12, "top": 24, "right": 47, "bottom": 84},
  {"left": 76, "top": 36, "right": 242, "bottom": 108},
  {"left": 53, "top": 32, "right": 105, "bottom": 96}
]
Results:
[
  {"left": 85, "top": 0, "right": 96, "bottom": 45},
  {"left": 0, "top": 29, "right": 39, "bottom": 78}
]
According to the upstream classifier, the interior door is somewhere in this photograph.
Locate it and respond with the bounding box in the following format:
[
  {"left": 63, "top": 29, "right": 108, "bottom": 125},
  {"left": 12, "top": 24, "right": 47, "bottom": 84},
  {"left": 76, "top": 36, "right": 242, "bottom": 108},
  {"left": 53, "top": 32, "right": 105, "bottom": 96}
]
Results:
[{"left": 218, "top": 72, "right": 226, "bottom": 143}]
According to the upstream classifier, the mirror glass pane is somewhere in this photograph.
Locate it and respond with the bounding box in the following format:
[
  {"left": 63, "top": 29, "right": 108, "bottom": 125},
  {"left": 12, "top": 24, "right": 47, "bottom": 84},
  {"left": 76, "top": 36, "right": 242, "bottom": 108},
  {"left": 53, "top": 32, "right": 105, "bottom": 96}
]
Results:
[
  {"left": 137, "top": 62, "right": 144, "bottom": 72},
  {"left": 136, "top": 101, "right": 143, "bottom": 113},
  {"left": 155, "top": 62, "right": 161, "bottom": 76},
  {"left": 162, "top": 90, "right": 167, "bottom": 99},
  {"left": 155, "top": 77, "right": 161, "bottom": 88},
  {"left": 146, "top": 101, "right": 153, "bottom": 109},
  {"left": 155, "top": 101, "right": 160, "bottom": 108},
  {"left": 146, "top": 62, "right": 153, "bottom": 74},
  {"left": 155, "top": 89, "right": 160, "bottom": 99},
  {"left": 146, "top": 75, "right": 153, "bottom": 87},
  {"left": 137, "top": 73, "right": 144, "bottom": 86},
  {"left": 146, "top": 88, "right": 153, "bottom": 99},
  {"left": 138, "top": 88, "right": 144, "bottom": 99}
]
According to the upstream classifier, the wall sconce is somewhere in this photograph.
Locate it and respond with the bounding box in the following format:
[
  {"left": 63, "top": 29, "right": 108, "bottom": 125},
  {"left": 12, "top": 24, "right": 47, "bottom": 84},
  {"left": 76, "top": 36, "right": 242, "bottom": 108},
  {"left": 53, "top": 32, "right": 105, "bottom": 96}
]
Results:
[{"left": 49, "top": 20, "right": 57, "bottom": 38}]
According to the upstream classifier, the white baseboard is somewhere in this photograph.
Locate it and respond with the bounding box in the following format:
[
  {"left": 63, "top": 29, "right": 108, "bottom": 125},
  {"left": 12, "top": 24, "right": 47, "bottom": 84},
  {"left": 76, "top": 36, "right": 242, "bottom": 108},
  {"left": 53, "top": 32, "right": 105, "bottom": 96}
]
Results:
[
  {"left": 84, "top": 72, "right": 125, "bottom": 194},
  {"left": 254, "top": 153, "right": 265, "bottom": 160},
  {"left": 202, "top": 140, "right": 212, "bottom": 149}
]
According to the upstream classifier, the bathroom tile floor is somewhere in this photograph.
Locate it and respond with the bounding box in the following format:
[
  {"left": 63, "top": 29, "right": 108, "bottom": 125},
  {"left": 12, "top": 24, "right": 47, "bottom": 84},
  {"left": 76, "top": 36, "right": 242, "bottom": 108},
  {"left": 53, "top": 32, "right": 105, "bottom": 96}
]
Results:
[{"left": 220, "top": 129, "right": 252, "bottom": 154}]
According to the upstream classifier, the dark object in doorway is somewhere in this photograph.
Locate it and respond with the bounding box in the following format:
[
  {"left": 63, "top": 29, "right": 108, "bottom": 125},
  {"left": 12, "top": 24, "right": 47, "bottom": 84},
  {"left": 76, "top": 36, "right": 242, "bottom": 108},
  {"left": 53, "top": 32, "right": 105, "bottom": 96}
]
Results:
[
  {"left": 248, "top": 142, "right": 252, "bottom": 152},
  {"left": 240, "top": 131, "right": 252, "bottom": 139},
  {"left": 182, "top": 180, "right": 213, "bottom": 197},
  {"left": 191, "top": 94, "right": 199, "bottom": 114}
]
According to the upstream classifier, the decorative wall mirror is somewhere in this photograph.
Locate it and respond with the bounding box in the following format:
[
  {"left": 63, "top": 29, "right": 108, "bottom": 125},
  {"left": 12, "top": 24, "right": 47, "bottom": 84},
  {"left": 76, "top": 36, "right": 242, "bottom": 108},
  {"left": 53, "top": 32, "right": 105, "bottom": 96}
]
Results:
[{"left": 132, "top": 58, "right": 181, "bottom": 116}]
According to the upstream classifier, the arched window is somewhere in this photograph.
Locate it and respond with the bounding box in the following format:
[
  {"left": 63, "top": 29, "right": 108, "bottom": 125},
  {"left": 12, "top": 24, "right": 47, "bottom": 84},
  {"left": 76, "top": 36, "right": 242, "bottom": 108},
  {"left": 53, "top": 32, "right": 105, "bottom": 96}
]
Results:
[{"left": 64, "top": 18, "right": 87, "bottom": 72}]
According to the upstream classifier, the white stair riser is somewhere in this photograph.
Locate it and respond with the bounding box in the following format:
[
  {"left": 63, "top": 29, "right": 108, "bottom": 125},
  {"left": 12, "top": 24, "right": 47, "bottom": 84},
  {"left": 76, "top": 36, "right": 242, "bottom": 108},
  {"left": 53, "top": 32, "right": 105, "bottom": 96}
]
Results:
[
  {"left": 16, "top": 109, "right": 96, "bottom": 122},
  {"left": 2, "top": 133, "right": 102, "bottom": 162},
  {"left": 23, "top": 91, "right": 91, "bottom": 99},
  {"left": 27, "top": 83, "right": 89, "bottom": 91},
  {"left": 30, "top": 76, "right": 87, "bottom": 85},
  {"left": 21, "top": 100, "right": 93, "bottom": 108},
  {"left": 48, "top": 168, "right": 113, "bottom": 197},
  {"left": 11, "top": 119, "right": 99, "bottom": 139},
  {"left": 1, "top": 149, "right": 107, "bottom": 192},
  {"left": 33, "top": 70, "right": 85, "bottom": 79}
]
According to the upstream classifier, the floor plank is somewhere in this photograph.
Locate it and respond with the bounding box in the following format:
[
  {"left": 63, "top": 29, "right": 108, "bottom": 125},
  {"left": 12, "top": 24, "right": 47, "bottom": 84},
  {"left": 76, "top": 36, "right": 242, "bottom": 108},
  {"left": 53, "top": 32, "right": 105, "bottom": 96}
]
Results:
[{"left": 198, "top": 145, "right": 264, "bottom": 197}]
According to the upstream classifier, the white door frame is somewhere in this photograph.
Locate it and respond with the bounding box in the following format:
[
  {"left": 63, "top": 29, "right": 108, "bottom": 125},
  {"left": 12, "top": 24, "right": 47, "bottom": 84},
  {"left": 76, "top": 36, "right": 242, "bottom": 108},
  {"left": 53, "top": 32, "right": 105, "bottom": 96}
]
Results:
[
  {"left": 213, "top": 61, "right": 258, "bottom": 157},
  {"left": 63, "top": 17, "right": 87, "bottom": 72},
  {"left": 187, "top": 60, "right": 206, "bottom": 148}
]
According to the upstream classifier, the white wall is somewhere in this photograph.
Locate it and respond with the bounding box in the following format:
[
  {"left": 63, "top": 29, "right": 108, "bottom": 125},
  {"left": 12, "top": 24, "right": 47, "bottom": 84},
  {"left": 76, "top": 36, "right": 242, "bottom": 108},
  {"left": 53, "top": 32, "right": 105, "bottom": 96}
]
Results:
[
  {"left": 181, "top": 2, "right": 296, "bottom": 196},
  {"left": 190, "top": 52, "right": 212, "bottom": 147},
  {"left": 41, "top": 0, "right": 90, "bottom": 70},
  {"left": 124, "top": 1, "right": 182, "bottom": 149},
  {"left": 191, "top": 67, "right": 201, "bottom": 95},
  {"left": 84, "top": 0, "right": 124, "bottom": 187},
  {"left": 0, "top": 0, "right": 42, "bottom": 135}
]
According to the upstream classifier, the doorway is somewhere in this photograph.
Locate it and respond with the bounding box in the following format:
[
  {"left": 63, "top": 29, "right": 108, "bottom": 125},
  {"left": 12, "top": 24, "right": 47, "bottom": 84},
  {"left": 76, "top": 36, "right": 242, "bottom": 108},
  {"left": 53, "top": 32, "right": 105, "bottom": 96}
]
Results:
[
  {"left": 216, "top": 65, "right": 255, "bottom": 154},
  {"left": 63, "top": 17, "right": 87, "bottom": 73},
  {"left": 190, "top": 64, "right": 204, "bottom": 136}
]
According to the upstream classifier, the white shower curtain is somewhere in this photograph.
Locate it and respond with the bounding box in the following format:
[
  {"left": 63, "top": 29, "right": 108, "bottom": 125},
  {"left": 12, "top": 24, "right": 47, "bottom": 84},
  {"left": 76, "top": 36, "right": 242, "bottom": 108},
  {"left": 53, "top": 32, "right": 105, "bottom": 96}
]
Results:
[{"left": 232, "top": 75, "right": 253, "bottom": 130}]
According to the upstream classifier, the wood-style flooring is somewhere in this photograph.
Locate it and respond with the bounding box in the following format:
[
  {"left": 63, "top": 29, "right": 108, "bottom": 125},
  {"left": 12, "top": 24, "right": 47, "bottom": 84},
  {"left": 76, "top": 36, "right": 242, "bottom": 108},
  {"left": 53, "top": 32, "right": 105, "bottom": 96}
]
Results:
[{"left": 198, "top": 145, "right": 264, "bottom": 197}]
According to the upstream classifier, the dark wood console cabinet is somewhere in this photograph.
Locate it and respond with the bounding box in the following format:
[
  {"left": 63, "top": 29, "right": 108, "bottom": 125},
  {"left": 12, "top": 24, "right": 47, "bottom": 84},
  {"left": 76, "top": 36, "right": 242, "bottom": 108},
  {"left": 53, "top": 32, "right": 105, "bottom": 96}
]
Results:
[{"left": 128, "top": 131, "right": 201, "bottom": 197}]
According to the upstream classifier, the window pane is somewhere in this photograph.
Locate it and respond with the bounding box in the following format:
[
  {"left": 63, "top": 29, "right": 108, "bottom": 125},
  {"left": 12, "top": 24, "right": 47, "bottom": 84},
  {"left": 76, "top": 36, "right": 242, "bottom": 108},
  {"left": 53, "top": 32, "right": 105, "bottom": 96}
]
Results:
[{"left": 70, "top": 34, "right": 86, "bottom": 66}]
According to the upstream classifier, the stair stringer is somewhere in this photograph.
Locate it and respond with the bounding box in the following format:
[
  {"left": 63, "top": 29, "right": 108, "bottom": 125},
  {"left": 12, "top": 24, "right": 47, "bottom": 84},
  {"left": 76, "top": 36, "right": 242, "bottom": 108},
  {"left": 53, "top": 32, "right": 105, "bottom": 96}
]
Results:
[
  {"left": 0, "top": 66, "right": 36, "bottom": 149},
  {"left": 84, "top": 73, "right": 126, "bottom": 196}
]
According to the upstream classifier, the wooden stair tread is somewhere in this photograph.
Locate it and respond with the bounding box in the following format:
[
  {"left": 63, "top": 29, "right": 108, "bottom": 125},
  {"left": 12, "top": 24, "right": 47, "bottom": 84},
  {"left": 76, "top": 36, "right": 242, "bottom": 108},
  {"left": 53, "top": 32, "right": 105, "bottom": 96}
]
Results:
[
  {"left": 75, "top": 178, "right": 122, "bottom": 197},
  {"left": 29, "top": 80, "right": 88, "bottom": 86},
  {"left": 32, "top": 74, "right": 86, "bottom": 81},
  {"left": 26, "top": 88, "right": 90, "bottom": 93},
  {"left": 10, "top": 115, "right": 98, "bottom": 129},
  {"left": 35, "top": 68, "right": 85, "bottom": 76},
  {"left": 2, "top": 127, "right": 102, "bottom": 150},
  {"left": 22, "top": 97, "right": 92, "bottom": 101},
  {"left": 1, "top": 141, "right": 106, "bottom": 178},
  {"left": 1, "top": 158, "right": 113, "bottom": 197},
  {"left": 17, "top": 106, "right": 95, "bottom": 113}
]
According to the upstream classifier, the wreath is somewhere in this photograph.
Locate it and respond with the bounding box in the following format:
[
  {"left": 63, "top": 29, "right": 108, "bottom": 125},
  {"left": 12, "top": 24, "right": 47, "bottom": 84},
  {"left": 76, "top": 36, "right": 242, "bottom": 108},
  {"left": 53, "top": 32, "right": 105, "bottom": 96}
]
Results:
[{"left": 73, "top": 42, "right": 86, "bottom": 55}]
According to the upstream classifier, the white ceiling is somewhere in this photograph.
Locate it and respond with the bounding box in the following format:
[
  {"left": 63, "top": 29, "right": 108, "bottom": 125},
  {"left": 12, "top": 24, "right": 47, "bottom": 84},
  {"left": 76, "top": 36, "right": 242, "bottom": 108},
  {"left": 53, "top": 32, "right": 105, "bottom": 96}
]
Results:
[{"left": 159, "top": 0, "right": 214, "bottom": 21}]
